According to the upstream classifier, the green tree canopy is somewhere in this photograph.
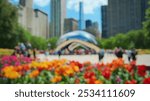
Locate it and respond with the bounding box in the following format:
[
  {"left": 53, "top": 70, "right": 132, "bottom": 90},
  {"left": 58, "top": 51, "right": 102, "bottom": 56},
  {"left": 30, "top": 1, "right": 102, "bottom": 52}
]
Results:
[
  {"left": 47, "top": 37, "right": 58, "bottom": 49},
  {"left": 0, "top": 0, "right": 18, "bottom": 48},
  {"left": 143, "top": 0, "right": 150, "bottom": 48}
]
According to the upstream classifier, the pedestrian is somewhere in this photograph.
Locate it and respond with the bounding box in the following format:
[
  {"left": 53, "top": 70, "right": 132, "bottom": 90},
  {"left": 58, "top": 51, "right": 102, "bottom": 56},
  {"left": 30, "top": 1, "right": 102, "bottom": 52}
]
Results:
[
  {"left": 131, "top": 48, "right": 137, "bottom": 61},
  {"left": 127, "top": 50, "right": 132, "bottom": 62},
  {"left": 33, "top": 48, "right": 37, "bottom": 60},
  {"left": 19, "top": 42, "right": 26, "bottom": 56},
  {"left": 116, "top": 47, "right": 124, "bottom": 58},
  {"left": 98, "top": 49, "right": 105, "bottom": 61},
  {"left": 58, "top": 50, "right": 61, "bottom": 56}
]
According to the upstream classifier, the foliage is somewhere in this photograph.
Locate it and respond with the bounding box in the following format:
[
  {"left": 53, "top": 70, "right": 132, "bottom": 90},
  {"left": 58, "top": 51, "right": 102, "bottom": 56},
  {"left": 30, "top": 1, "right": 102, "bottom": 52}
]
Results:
[
  {"left": 0, "top": 1, "right": 47, "bottom": 50},
  {"left": 143, "top": 0, "right": 150, "bottom": 48},
  {"left": 47, "top": 37, "right": 59, "bottom": 49},
  {"left": 0, "top": 0, "right": 18, "bottom": 48},
  {"left": 0, "top": 58, "right": 150, "bottom": 84},
  {"left": 30, "top": 36, "right": 47, "bottom": 50},
  {"left": 99, "top": 30, "right": 146, "bottom": 49},
  {"left": 16, "top": 26, "right": 32, "bottom": 43}
]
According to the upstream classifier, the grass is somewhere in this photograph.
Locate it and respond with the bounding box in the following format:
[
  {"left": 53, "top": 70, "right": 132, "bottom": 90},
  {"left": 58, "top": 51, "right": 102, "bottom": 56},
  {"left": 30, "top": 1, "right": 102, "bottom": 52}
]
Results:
[
  {"left": 0, "top": 49, "right": 14, "bottom": 56},
  {"left": 137, "top": 49, "right": 150, "bottom": 55}
]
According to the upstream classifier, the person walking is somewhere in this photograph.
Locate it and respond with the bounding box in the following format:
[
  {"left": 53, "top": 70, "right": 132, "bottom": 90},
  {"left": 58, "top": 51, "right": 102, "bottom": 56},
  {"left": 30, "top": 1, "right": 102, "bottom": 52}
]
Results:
[
  {"left": 98, "top": 49, "right": 105, "bottom": 61},
  {"left": 131, "top": 48, "right": 137, "bottom": 61},
  {"left": 117, "top": 47, "right": 124, "bottom": 58},
  {"left": 127, "top": 50, "right": 132, "bottom": 62},
  {"left": 33, "top": 48, "right": 37, "bottom": 60}
]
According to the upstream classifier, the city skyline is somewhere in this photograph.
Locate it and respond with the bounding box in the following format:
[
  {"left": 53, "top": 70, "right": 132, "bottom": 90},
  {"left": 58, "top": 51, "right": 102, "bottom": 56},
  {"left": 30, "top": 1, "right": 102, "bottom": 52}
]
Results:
[{"left": 10, "top": 0, "right": 108, "bottom": 32}]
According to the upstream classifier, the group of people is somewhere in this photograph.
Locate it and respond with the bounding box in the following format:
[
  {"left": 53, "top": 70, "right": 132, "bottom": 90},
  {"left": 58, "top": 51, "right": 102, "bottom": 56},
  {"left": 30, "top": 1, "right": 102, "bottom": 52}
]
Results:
[
  {"left": 12, "top": 42, "right": 36, "bottom": 59},
  {"left": 114, "top": 47, "right": 137, "bottom": 61},
  {"left": 98, "top": 47, "right": 138, "bottom": 62}
]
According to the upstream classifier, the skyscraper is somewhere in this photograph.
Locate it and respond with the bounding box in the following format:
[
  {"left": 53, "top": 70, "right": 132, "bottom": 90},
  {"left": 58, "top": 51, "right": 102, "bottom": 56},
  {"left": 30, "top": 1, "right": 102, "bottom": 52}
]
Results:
[
  {"left": 102, "top": 0, "right": 149, "bottom": 38},
  {"left": 101, "top": 6, "right": 108, "bottom": 38},
  {"left": 79, "top": 2, "right": 85, "bottom": 30},
  {"left": 50, "top": 0, "right": 66, "bottom": 37},
  {"left": 85, "top": 20, "right": 92, "bottom": 29}
]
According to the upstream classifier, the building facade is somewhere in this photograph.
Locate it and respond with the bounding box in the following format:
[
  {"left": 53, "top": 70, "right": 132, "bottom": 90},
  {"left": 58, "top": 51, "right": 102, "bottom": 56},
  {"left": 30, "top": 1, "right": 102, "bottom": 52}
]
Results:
[
  {"left": 101, "top": 6, "right": 108, "bottom": 38},
  {"left": 85, "top": 20, "right": 92, "bottom": 29},
  {"left": 102, "top": 0, "right": 149, "bottom": 38},
  {"left": 85, "top": 21, "right": 101, "bottom": 38},
  {"left": 50, "top": 0, "right": 66, "bottom": 37},
  {"left": 18, "top": 0, "right": 49, "bottom": 39},
  {"left": 64, "top": 18, "right": 78, "bottom": 33}
]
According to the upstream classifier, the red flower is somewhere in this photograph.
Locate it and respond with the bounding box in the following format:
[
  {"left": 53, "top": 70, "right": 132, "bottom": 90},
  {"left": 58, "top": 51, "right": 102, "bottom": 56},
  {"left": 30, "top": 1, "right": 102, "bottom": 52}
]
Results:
[
  {"left": 102, "top": 67, "right": 111, "bottom": 80},
  {"left": 85, "top": 66, "right": 93, "bottom": 71},
  {"left": 84, "top": 71, "right": 95, "bottom": 79},
  {"left": 143, "top": 77, "right": 150, "bottom": 84},
  {"left": 102, "top": 71, "right": 111, "bottom": 80},
  {"left": 125, "top": 80, "right": 137, "bottom": 84},
  {"left": 70, "top": 61, "right": 83, "bottom": 69},
  {"left": 137, "top": 65, "right": 146, "bottom": 77},
  {"left": 75, "top": 78, "right": 80, "bottom": 84},
  {"left": 130, "top": 61, "right": 136, "bottom": 67}
]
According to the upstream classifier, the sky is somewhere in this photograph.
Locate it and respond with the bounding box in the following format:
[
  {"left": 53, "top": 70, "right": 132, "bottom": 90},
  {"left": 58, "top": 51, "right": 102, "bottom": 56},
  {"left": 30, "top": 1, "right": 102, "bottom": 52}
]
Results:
[{"left": 10, "top": 0, "right": 108, "bottom": 32}]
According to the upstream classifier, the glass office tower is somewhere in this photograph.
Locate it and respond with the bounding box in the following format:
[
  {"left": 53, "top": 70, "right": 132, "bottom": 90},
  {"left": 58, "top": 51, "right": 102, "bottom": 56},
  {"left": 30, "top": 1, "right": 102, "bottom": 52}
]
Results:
[{"left": 50, "top": 0, "right": 66, "bottom": 37}]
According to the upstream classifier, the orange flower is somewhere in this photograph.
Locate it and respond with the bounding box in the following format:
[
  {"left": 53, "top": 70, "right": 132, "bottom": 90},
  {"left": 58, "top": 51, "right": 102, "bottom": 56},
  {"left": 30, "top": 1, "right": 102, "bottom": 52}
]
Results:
[
  {"left": 2, "top": 66, "right": 20, "bottom": 79},
  {"left": 83, "top": 61, "right": 91, "bottom": 67},
  {"left": 64, "top": 67, "right": 74, "bottom": 76},
  {"left": 29, "top": 70, "right": 40, "bottom": 78},
  {"left": 5, "top": 71, "right": 20, "bottom": 79},
  {"left": 51, "top": 75, "right": 62, "bottom": 83},
  {"left": 95, "top": 80, "right": 103, "bottom": 84},
  {"left": 73, "top": 66, "right": 79, "bottom": 72}
]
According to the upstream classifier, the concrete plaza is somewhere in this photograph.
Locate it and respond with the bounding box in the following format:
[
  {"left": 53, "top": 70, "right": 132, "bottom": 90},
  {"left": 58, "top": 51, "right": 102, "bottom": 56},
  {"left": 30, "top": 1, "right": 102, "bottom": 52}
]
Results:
[{"left": 37, "top": 54, "right": 150, "bottom": 66}]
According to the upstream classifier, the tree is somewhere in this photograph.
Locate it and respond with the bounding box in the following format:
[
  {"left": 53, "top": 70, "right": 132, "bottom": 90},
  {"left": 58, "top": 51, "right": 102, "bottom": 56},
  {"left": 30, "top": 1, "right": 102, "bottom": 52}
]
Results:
[
  {"left": 0, "top": 0, "right": 18, "bottom": 48},
  {"left": 143, "top": 0, "right": 150, "bottom": 48},
  {"left": 30, "top": 36, "right": 47, "bottom": 50},
  {"left": 47, "top": 37, "right": 59, "bottom": 49}
]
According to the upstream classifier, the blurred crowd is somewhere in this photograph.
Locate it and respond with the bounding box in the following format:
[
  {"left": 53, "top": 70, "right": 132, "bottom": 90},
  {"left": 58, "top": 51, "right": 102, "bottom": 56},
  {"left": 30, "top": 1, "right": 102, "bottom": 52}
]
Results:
[{"left": 12, "top": 42, "right": 36, "bottom": 59}]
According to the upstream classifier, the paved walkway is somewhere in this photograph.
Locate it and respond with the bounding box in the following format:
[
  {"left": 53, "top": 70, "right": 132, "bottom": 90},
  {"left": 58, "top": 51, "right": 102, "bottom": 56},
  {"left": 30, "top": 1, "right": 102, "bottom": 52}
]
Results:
[{"left": 37, "top": 54, "right": 150, "bottom": 66}]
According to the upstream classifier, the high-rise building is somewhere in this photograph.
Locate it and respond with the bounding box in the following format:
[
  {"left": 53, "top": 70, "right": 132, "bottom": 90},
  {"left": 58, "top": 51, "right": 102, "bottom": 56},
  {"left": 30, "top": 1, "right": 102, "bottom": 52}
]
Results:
[
  {"left": 18, "top": 0, "right": 49, "bottom": 38},
  {"left": 85, "top": 20, "right": 92, "bottom": 28},
  {"left": 101, "top": 6, "right": 108, "bottom": 38},
  {"left": 50, "top": 0, "right": 66, "bottom": 37},
  {"left": 64, "top": 18, "right": 78, "bottom": 33},
  {"left": 79, "top": 2, "right": 85, "bottom": 30},
  {"left": 102, "top": 0, "right": 149, "bottom": 38}
]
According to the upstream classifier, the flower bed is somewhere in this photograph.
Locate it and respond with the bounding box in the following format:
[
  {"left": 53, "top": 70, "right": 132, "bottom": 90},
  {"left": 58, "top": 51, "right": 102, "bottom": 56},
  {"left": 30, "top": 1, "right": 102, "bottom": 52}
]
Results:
[
  {"left": 0, "top": 56, "right": 32, "bottom": 68},
  {"left": 0, "top": 56, "right": 150, "bottom": 84}
]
